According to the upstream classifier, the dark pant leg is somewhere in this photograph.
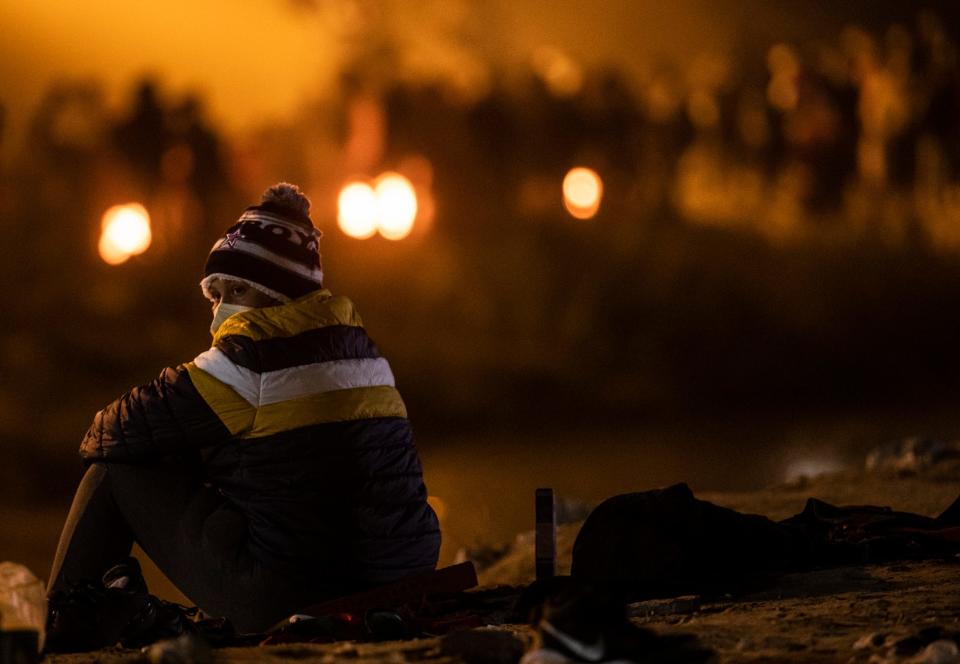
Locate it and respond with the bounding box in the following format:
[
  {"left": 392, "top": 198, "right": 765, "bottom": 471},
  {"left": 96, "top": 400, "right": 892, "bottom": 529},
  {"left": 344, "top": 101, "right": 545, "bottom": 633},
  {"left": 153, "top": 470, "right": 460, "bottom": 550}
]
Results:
[
  {"left": 50, "top": 461, "right": 318, "bottom": 632},
  {"left": 48, "top": 463, "right": 134, "bottom": 593}
]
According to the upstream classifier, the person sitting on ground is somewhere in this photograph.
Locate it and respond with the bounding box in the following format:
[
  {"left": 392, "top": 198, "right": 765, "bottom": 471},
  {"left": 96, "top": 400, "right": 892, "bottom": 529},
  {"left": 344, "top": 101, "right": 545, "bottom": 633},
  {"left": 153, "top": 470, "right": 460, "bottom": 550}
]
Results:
[{"left": 47, "top": 183, "right": 440, "bottom": 639}]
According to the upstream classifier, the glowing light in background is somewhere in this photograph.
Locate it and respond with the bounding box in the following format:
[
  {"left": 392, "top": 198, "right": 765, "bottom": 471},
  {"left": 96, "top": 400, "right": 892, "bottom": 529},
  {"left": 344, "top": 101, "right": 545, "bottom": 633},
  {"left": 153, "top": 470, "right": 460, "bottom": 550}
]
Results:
[
  {"left": 337, "top": 172, "right": 420, "bottom": 240},
  {"left": 374, "top": 173, "right": 417, "bottom": 240},
  {"left": 98, "top": 203, "right": 152, "bottom": 265},
  {"left": 337, "top": 182, "right": 379, "bottom": 239},
  {"left": 563, "top": 167, "right": 603, "bottom": 219}
]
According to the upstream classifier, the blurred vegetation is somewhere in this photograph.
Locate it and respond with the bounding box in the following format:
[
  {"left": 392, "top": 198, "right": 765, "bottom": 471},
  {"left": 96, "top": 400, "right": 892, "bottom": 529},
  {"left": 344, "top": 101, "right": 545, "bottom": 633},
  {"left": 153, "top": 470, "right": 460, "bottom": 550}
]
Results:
[{"left": 1, "top": 9, "right": 960, "bottom": 503}]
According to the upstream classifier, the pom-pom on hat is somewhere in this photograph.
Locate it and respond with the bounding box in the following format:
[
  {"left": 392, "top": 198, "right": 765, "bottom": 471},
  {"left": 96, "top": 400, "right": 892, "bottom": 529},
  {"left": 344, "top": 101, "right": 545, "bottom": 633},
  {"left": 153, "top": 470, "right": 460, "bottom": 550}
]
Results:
[{"left": 201, "top": 183, "right": 323, "bottom": 303}]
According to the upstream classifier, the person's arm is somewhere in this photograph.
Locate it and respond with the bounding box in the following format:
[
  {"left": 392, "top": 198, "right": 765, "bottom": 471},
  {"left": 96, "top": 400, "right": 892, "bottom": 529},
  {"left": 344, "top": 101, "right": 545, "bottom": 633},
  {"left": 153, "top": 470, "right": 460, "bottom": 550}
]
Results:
[{"left": 79, "top": 364, "right": 239, "bottom": 463}]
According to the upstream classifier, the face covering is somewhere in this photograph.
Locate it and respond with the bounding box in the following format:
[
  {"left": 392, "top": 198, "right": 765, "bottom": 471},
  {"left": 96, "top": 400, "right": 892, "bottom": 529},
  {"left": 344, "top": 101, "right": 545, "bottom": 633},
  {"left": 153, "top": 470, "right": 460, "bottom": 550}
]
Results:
[{"left": 210, "top": 302, "right": 253, "bottom": 336}]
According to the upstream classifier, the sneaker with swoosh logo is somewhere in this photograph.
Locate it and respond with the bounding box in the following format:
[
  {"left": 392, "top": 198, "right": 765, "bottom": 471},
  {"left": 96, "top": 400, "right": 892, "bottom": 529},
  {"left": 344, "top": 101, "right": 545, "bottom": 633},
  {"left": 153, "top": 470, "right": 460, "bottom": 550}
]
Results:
[{"left": 519, "top": 578, "right": 714, "bottom": 664}]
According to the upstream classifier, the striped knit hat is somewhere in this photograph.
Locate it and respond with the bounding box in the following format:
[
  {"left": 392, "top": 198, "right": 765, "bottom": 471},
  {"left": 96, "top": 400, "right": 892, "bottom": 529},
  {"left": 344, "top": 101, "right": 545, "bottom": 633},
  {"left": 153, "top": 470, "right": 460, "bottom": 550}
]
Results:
[{"left": 201, "top": 183, "right": 323, "bottom": 303}]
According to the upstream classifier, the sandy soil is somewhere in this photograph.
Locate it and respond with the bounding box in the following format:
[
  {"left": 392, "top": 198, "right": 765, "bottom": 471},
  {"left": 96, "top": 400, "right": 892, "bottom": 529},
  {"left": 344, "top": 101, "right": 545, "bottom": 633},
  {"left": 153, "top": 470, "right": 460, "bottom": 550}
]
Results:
[
  {"left": 39, "top": 469, "right": 960, "bottom": 663},
  {"left": 633, "top": 560, "right": 960, "bottom": 663}
]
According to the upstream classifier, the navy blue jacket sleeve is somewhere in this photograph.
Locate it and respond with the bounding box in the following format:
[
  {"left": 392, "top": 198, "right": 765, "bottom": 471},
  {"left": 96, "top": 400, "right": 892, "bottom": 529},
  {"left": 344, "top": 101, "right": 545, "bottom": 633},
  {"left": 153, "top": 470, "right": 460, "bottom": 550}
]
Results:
[{"left": 79, "top": 366, "right": 232, "bottom": 462}]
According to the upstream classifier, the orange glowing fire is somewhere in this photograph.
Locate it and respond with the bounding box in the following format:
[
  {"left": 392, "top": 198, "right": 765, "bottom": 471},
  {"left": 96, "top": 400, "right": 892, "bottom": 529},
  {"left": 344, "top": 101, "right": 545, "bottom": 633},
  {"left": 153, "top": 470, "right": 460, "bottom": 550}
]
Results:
[
  {"left": 374, "top": 173, "right": 417, "bottom": 240},
  {"left": 337, "top": 182, "right": 379, "bottom": 239},
  {"left": 337, "top": 173, "right": 418, "bottom": 240},
  {"left": 98, "top": 203, "right": 152, "bottom": 265},
  {"left": 563, "top": 167, "right": 603, "bottom": 219}
]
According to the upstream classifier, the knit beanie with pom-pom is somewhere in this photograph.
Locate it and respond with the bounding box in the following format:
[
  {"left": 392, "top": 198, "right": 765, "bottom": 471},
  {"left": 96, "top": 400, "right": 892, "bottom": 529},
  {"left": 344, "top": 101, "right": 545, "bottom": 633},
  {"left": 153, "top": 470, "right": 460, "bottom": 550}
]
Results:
[{"left": 201, "top": 183, "right": 323, "bottom": 303}]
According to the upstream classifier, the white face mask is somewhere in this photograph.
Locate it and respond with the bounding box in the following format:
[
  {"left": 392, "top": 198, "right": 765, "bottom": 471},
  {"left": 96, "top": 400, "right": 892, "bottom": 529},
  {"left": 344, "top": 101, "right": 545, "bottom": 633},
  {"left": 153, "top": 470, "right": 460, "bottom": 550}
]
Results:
[{"left": 210, "top": 302, "right": 253, "bottom": 336}]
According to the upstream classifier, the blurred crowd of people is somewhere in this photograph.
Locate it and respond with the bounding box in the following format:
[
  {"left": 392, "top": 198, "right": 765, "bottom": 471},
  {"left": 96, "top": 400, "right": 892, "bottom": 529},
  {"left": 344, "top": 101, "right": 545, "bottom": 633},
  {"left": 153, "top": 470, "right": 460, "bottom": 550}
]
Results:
[
  {"left": 664, "top": 11, "right": 960, "bottom": 248},
  {"left": 3, "top": 11, "right": 959, "bottom": 263},
  {"left": 391, "top": 9, "right": 960, "bottom": 250}
]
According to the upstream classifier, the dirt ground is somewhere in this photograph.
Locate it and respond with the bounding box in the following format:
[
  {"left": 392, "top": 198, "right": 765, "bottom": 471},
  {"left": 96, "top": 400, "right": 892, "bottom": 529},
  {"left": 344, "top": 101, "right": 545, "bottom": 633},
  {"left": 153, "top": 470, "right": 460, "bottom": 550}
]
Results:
[{"left": 38, "top": 469, "right": 960, "bottom": 663}]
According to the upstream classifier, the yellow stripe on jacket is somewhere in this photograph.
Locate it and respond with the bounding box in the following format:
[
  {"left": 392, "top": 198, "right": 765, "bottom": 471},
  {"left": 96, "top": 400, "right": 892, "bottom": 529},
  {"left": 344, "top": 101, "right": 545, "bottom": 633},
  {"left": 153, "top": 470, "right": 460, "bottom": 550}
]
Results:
[
  {"left": 213, "top": 289, "right": 363, "bottom": 344},
  {"left": 250, "top": 386, "right": 407, "bottom": 437},
  {"left": 185, "top": 361, "right": 256, "bottom": 436},
  {"left": 187, "top": 360, "right": 406, "bottom": 440}
]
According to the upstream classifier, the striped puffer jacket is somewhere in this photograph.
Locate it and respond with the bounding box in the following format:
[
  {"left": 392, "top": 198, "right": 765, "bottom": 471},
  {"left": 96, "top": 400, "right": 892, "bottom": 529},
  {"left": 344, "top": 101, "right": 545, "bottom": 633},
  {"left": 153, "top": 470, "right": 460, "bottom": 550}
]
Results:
[{"left": 80, "top": 289, "right": 440, "bottom": 587}]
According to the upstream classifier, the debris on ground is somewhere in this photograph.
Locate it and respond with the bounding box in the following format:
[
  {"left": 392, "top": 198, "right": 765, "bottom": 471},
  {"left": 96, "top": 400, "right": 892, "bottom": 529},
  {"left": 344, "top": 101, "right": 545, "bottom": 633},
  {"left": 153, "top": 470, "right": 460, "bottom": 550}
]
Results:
[{"left": 851, "top": 626, "right": 960, "bottom": 663}]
